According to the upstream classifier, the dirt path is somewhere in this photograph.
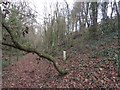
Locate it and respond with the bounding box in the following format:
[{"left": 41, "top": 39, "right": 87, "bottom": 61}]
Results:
[{"left": 2, "top": 53, "right": 57, "bottom": 88}]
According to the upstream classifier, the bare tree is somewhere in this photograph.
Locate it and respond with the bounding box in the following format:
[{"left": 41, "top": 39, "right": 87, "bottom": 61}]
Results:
[{"left": 90, "top": 2, "right": 98, "bottom": 38}]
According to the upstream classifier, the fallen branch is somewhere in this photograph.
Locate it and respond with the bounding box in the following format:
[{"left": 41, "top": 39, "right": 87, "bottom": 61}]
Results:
[{"left": 2, "top": 22, "right": 68, "bottom": 75}]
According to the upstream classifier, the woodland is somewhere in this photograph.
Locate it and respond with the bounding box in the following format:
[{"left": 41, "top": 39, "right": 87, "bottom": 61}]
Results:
[{"left": 0, "top": 0, "right": 120, "bottom": 89}]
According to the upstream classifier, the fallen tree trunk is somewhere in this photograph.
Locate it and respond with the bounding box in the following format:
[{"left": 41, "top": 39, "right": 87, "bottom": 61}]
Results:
[{"left": 2, "top": 22, "right": 68, "bottom": 75}]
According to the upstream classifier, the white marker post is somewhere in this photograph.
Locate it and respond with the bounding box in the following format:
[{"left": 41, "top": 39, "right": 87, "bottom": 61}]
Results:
[
  {"left": 102, "top": 31, "right": 104, "bottom": 35},
  {"left": 63, "top": 51, "right": 67, "bottom": 61}
]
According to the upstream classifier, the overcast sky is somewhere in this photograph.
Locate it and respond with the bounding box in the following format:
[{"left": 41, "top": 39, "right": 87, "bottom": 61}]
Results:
[
  {"left": 29, "top": 0, "right": 74, "bottom": 23},
  {"left": 7, "top": 0, "right": 74, "bottom": 24},
  {"left": 5, "top": 0, "right": 120, "bottom": 24}
]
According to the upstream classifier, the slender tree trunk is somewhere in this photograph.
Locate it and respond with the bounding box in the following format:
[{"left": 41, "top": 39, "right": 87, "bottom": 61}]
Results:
[
  {"left": 72, "top": 22, "right": 74, "bottom": 32},
  {"left": 85, "top": 2, "right": 90, "bottom": 28},
  {"left": 9, "top": 47, "right": 12, "bottom": 65},
  {"left": 91, "top": 2, "right": 98, "bottom": 39},
  {"left": 75, "top": 18, "right": 77, "bottom": 31},
  {"left": 110, "top": 2, "right": 114, "bottom": 19},
  {"left": 64, "top": 0, "right": 70, "bottom": 34},
  {"left": 16, "top": 50, "right": 19, "bottom": 61},
  {"left": 78, "top": 13, "right": 81, "bottom": 31},
  {"left": 101, "top": 2, "right": 108, "bottom": 21}
]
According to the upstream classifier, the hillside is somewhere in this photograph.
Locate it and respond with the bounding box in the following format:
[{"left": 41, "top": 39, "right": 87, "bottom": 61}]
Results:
[
  {"left": 2, "top": 30, "right": 120, "bottom": 89},
  {"left": 1, "top": 1, "right": 120, "bottom": 89}
]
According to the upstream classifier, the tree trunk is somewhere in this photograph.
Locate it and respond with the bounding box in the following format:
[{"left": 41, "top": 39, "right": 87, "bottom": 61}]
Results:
[
  {"left": 101, "top": 2, "right": 108, "bottom": 21},
  {"left": 91, "top": 2, "right": 98, "bottom": 39},
  {"left": 8, "top": 47, "right": 12, "bottom": 65},
  {"left": 16, "top": 50, "right": 19, "bottom": 61},
  {"left": 64, "top": 0, "right": 70, "bottom": 34},
  {"left": 110, "top": 2, "right": 114, "bottom": 19}
]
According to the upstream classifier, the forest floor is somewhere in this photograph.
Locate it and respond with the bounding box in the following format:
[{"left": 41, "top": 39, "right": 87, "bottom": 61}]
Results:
[{"left": 2, "top": 41, "right": 120, "bottom": 89}]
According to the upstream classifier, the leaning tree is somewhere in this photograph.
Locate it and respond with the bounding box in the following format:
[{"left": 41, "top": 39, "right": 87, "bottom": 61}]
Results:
[{"left": 0, "top": 1, "right": 68, "bottom": 75}]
